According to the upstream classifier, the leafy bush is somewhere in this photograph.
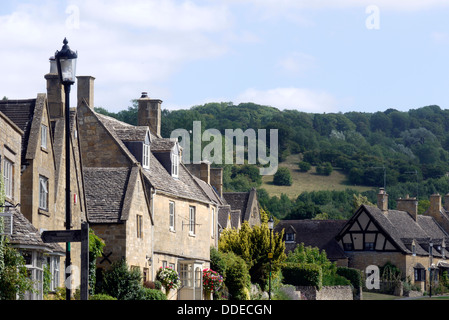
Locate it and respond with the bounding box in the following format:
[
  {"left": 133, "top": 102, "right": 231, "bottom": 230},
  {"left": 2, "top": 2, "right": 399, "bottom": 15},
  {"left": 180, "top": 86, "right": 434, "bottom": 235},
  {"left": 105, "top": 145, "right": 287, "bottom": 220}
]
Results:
[
  {"left": 282, "top": 263, "right": 322, "bottom": 289},
  {"left": 298, "top": 161, "right": 311, "bottom": 172},
  {"left": 140, "top": 288, "right": 167, "bottom": 300},
  {"left": 89, "top": 293, "right": 117, "bottom": 300},
  {"left": 337, "top": 267, "right": 362, "bottom": 291},
  {"left": 101, "top": 258, "right": 143, "bottom": 300},
  {"left": 273, "top": 167, "right": 292, "bottom": 186},
  {"left": 221, "top": 252, "right": 251, "bottom": 300}
]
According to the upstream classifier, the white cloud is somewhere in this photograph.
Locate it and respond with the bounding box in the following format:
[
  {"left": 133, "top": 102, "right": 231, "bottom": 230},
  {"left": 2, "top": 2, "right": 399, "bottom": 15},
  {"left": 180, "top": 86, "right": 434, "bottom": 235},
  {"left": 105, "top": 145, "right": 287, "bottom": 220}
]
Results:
[
  {"left": 235, "top": 87, "right": 338, "bottom": 113},
  {"left": 227, "top": 0, "right": 449, "bottom": 11},
  {"left": 0, "top": 0, "right": 234, "bottom": 111},
  {"left": 277, "top": 52, "right": 316, "bottom": 76}
]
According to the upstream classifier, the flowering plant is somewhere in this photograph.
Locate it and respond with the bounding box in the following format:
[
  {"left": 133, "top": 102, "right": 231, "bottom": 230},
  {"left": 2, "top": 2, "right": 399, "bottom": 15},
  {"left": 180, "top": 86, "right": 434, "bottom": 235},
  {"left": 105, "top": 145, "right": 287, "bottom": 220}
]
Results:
[
  {"left": 202, "top": 268, "right": 223, "bottom": 294},
  {"left": 156, "top": 267, "right": 181, "bottom": 293}
]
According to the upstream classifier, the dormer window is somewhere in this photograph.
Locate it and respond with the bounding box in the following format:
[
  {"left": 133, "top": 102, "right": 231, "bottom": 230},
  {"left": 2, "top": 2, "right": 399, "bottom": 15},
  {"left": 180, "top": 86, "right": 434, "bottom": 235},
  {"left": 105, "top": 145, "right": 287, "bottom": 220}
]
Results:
[
  {"left": 286, "top": 232, "right": 295, "bottom": 242},
  {"left": 171, "top": 152, "right": 179, "bottom": 178},
  {"left": 142, "top": 142, "right": 150, "bottom": 169}
]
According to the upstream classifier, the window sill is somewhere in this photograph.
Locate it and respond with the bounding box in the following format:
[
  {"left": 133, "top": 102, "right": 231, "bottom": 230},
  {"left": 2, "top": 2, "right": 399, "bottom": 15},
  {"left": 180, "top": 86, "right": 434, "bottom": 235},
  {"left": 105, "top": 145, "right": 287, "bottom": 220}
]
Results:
[{"left": 38, "top": 208, "right": 50, "bottom": 217}]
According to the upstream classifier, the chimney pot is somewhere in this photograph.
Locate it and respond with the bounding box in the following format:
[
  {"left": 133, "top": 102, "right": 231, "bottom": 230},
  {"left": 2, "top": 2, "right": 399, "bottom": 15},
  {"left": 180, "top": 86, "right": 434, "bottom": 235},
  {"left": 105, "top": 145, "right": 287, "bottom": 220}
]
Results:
[
  {"left": 141, "top": 92, "right": 148, "bottom": 98},
  {"left": 377, "top": 188, "right": 388, "bottom": 212}
]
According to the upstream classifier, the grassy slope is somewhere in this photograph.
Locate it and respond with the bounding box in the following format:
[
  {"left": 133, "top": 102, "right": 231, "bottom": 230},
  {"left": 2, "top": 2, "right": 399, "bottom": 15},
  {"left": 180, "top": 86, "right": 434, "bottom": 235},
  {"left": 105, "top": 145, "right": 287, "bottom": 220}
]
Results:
[{"left": 261, "top": 154, "right": 374, "bottom": 199}]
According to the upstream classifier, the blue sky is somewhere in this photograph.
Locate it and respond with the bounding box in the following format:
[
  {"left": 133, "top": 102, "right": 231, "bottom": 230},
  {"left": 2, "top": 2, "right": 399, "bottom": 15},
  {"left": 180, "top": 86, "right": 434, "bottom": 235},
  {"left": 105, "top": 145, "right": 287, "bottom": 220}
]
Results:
[{"left": 1, "top": 0, "right": 448, "bottom": 114}]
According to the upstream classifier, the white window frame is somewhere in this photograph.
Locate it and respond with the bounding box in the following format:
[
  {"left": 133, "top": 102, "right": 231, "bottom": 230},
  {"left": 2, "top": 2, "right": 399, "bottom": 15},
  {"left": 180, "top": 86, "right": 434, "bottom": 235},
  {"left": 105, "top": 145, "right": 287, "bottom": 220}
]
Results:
[
  {"left": 39, "top": 175, "right": 49, "bottom": 211},
  {"left": 3, "top": 158, "right": 13, "bottom": 199},
  {"left": 142, "top": 143, "right": 150, "bottom": 169},
  {"left": 41, "top": 124, "right": 48, "bottom": 149},
  {"left": 22, "top": 250, "right": 44, "bottom": 300},
  {"left": 171, "top": 153, "right": 179, "bottom": 178},
  {"left": 189, "top": 206, "right": 196, "bottom": 236},
  {"left": 169, "top": 201, "right": 175, "bottom": 231},
  {"left": 286, "top": 233, "right": 295, "bottom": 242}
]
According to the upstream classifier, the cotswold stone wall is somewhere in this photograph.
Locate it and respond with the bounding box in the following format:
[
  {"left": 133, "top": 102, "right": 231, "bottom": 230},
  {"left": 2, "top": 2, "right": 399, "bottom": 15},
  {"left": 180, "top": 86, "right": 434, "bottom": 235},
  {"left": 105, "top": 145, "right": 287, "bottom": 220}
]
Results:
[{"left": 297, "top": 286, "right": 353, "bottom": 300}]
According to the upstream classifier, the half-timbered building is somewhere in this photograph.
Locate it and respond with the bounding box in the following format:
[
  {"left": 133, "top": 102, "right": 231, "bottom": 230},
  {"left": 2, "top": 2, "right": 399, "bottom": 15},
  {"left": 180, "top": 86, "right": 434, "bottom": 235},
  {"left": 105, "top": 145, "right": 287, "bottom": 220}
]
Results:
[{"left": 336, "top": 188, "right": 449, "bottom": 291}]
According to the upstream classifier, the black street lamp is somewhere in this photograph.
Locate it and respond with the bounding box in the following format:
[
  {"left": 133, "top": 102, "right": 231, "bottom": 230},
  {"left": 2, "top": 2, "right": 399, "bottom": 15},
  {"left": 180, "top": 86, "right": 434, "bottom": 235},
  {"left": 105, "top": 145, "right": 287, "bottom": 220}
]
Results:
[
  {"left": 268, "top": 216, "right": 274, "bottom": 300},
  {"left": 55, "top": 38, "right": 77, "bottom": 301},
  {"left": 429, "top": 239, "right": 433, "bottom": 298}
]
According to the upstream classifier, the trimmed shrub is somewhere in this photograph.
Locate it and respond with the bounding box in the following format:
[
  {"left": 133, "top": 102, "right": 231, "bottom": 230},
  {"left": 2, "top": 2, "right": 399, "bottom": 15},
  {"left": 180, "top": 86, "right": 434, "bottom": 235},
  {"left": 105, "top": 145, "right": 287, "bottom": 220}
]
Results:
[
  {"left": 141, "top": 288, "right": 167, "bottom": 300},
  {"left": 337, "top": 267, "right": 362, "bottom": 291},
  {"left": 89, "top": 294, "right": 117, "bottom": 300},
  {"left": 282, "top": 263, "right": 322, "bottom": 290}
]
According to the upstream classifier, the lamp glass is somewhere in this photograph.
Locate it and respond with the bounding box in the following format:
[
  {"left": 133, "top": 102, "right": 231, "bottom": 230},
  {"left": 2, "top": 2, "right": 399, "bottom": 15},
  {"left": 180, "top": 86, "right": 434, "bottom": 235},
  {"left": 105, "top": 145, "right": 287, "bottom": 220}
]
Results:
[
  {"left": 268, "top": 217, "right": 274, "bottom": 230},
  {"left": 59, "top": 57, "right": 77, "bottom": 83}
]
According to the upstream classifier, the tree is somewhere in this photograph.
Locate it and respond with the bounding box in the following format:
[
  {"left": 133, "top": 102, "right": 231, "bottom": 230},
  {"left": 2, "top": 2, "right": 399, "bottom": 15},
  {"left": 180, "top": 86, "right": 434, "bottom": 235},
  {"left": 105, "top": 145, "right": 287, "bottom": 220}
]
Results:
[
  {"left": 218, "top": 222, "right": 286, "bottom": 289},
  {"left": 273, "top": 167, "right": 292, "bottom": 186}
]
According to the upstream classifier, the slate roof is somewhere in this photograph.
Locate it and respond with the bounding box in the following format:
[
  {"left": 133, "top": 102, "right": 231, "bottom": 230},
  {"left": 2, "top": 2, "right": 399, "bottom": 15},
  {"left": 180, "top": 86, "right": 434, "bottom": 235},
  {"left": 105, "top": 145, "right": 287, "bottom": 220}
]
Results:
[
  {"left": 83, "top": 167, "right": 132, "bottom": 223},
  {"left": 359, "top": 205, "right": 449, "bottom": 257},
  {"left": 0, "top": 98, "right": 36, "bottom": 161},
  {"left": 93, "top": 110, "right": 211, "bottom": 204},
  {"left": 151, "top": 138, "right": 176, "bottom": 152},
  {"left": 275, "top": 219, "right": 349, "bottom": 261},
  {"left": 218, "top": 205, "right": 231, "bottom": 229},
  {"left": 6, "top": 207, "right": 64, "bottom": 253}
]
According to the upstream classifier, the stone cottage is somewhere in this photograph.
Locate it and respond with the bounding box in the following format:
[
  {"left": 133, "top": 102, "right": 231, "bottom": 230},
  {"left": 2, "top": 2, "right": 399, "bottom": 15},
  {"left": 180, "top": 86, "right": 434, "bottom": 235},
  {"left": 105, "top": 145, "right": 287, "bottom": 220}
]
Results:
[{"left": 76, "top": 77, "right": 222, "bottom": 299}]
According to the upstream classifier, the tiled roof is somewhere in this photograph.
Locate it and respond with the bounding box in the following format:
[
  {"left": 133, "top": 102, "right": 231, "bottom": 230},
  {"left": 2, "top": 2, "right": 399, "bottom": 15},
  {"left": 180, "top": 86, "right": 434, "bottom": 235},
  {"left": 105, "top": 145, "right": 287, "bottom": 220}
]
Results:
[
  {"left": 0, "top": 98, "right": 36, "bottom": 161},
  {"left": 83, "top": 167, "right": 131, "bottom": 223},
  {"left": 275, "top": 219, "right": 348, "bottom": 261},
  {"left": 218, "top": 205, "right": 231, "bottom": 229},
  {"left": 362, "top": 205, "right": 449, "bottom": 257},
  {"left": 151, "top": 138, "right": 176, "bottom": 152},
  {"left": 94, "top": 110, "right": 211, "bottom": 203},
  {"left": 7, "top": 207, "right": 63, "bottom": 253},
  {"left": 223, "top": 192, "right": 250, "bottom": 221}
]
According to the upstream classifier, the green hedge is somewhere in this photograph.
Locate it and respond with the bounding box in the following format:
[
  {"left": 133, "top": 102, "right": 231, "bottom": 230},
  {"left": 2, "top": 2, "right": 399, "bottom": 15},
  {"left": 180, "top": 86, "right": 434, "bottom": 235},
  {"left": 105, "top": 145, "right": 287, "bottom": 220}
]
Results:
[
  {"left": 141, "top": 288, "right": 167, "bottom": 300},
  {"left": 336, "top": 267, "right": 362, "bottom": 290},
  {"left": 282, "top": 263, "right": 322, "bottom": 290}
]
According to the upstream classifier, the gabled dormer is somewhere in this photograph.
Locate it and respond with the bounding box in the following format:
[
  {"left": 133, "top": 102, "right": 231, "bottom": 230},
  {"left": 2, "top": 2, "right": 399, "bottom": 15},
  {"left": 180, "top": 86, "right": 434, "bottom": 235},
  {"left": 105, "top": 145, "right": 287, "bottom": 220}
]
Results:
[
  {"left": 151, "top": 138, "right": 180, "bottom": 178},
  {"left": 114, "top": 126, "right": 152, "bottom": 170}
]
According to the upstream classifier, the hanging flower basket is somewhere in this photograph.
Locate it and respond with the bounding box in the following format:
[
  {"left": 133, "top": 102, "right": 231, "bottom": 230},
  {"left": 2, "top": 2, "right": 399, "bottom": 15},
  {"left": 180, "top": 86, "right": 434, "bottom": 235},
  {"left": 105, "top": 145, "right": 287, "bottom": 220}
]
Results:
[
  {"left": 156, "top": 266, "right": 181, "bottom": 297},
  {"left": 202, "top": 268, "right": 223, "bottom": 300}
]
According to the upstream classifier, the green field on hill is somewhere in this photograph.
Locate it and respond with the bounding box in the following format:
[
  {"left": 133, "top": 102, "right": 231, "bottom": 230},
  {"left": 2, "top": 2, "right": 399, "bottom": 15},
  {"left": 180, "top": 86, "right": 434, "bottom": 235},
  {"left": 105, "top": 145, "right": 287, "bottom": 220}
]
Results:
[{"left": 261, "top": 154, "right": 374, "bottom": 199}]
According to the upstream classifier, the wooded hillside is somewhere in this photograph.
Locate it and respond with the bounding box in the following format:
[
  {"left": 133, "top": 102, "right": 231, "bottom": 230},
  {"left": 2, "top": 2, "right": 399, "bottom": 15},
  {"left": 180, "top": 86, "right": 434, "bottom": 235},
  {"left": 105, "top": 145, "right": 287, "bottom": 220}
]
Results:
[{"left": 96, "top": 102, "right": 449, "bottom": 220}]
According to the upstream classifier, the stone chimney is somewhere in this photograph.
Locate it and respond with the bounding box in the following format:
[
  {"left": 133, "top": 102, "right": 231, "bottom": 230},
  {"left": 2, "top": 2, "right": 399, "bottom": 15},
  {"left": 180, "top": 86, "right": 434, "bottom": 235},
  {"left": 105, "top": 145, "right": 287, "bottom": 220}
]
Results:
[
  {"left": 396, "top": 195, "right": 418, "bottom": 221},
  {"left": 377, "top": 188, "right": 388, "bottom": 212},
  {"left": 210, "top": 167, "right": 223, "bottom": 198},
  {"left": 443, "top": 193, "right": 449, "bottom": 211},
  {"left": 138, "top": 92, "right": 162, "bottom": 137},
  {"left": 77, "top": 76, "right": 95, "bottom": 109},
  {"left": 44, "top": 56, "right": 65, "bottom": 119},
  {"left": 427, "top": 193, "right": 442, "bottom": 224},
  {"left": 200, "top": 161, "right": 210, "bottom": 184}
]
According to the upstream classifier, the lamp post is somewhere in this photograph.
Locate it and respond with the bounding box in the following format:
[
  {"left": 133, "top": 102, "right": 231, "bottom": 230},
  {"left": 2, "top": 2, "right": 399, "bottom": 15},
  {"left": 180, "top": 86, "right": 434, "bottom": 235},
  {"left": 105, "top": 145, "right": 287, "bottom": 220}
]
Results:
[
  {"left": 429, "top": 239, "right": 433, "bottom": 298},
  {"left": 268, "top": 216, "right": 274, "bottom": 300},
  {"left": 55, "top": 38, "right": 77, "bottom": 301}
]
